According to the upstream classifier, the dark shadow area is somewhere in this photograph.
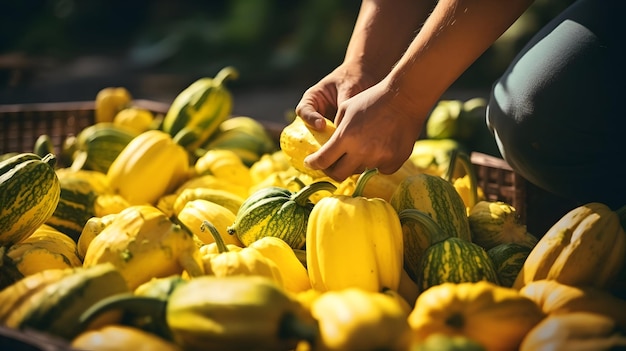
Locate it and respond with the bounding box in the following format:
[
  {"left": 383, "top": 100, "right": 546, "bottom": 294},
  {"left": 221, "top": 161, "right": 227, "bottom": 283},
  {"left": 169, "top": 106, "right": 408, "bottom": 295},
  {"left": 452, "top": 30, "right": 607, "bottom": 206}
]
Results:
[{"left": 0, "top": 0, "right": 575, "bottom": 123}]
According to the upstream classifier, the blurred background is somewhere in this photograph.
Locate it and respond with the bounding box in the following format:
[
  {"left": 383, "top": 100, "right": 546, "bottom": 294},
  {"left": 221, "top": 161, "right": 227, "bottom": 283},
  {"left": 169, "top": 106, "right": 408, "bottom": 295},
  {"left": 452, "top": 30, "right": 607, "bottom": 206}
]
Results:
[{"left": 0, "top": 0, "right": 575, "bottom": 123}]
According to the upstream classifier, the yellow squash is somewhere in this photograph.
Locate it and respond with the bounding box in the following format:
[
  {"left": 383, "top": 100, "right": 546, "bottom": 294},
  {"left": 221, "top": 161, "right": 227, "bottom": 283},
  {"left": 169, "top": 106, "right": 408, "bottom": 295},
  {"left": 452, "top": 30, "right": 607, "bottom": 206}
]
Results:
[
  {"left": 176, "top": 199, "right": 242, "bottom": 246},
  {"left": 76, "top": 213, "right": 117, "bottom": 261},
  {"left": 94, "top": 87, "right": 132, "bottom": 124},
  {"left": 334, "top": 159, "right": 422, "bottom": 202},
  {"left": 82, "top": 205, "right": 204, "bottom": 290},
  {"left": 279, "top": 115, "right": 336, "bottom": 180},
  {"left": 72, "top": 324, "right": 182, "bottom": 351},
  {"left": 4, "top": 224, "right": 82, "bottom": 277},
  {"left": 306, "top": 170, "right": 404, "bottom": 292},
  {"left": 248, "top": 236, "right": 311, "bottom": 293},
  {"left": 107, "top": 129, "right": 190, "bottom": 205},
  {"left": 193, "top": 148, "right": 253, "bottom": 189},
  {"left": 113, "top": 106, "right": 155, "bottom": 134},
  {"left": 310, "top": 288, "right": 412, "bottom": 351},
  {"left": 172, "top": 187, "right": 245, "bottom": 215},
  {"left": 408, "top": 281, "right": 545, "bottom": 351},
  {"left": 519, "top": 279, "right": 626, "bottom": 332},
  {"left": 520, "top": 312, "right": 626, "bottom": 351},
  {"left": 198, "top": 221, "right": 283, "bottom": 287},
  {"left": 513, "top": 202, "right": 626, "bottom": 290}
]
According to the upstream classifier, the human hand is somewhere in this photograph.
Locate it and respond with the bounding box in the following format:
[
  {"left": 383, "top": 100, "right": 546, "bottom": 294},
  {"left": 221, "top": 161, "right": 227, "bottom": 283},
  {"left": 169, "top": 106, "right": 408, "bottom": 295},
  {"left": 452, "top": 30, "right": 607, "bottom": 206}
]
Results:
[
  {"left": 303, "top": 81, "right": 424, "bottom": 182},
  {"left": 295, "top": 64, "right": 378, "bottom": 131}
]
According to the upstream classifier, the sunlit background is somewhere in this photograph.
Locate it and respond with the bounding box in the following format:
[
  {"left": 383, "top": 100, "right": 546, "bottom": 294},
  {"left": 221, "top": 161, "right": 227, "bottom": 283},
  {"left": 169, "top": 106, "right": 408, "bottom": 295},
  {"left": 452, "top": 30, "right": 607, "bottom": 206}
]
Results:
[{"left": 1, "top": 0, "right": 575, "bottom": 123}]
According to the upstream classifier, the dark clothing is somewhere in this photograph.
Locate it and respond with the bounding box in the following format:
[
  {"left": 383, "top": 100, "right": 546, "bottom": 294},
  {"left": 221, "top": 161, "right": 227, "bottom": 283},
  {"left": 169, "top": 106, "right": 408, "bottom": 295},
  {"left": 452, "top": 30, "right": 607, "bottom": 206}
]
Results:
[{"left": 487, "top": 0, "right": 626, "bottom": 228}]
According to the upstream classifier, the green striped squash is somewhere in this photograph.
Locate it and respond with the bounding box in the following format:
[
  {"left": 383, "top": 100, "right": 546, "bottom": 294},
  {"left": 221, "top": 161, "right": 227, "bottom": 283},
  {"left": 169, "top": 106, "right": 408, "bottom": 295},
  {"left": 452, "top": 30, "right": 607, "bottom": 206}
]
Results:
[
  {"left": 227, "top": 181, "right": 337, "bottom": 249},
  {"left": 70, "top": 122, "right": 138, "bottom": 173},
  {"left": 0, "top": 153, "right": 60, "bottom": 246},
  {"left": 420, "top": 237, "right": 500, "bottom": 291},
  {"left": 487, "top": 243, "right": 532, "bottom": 288},
  {"left": 161, "top": 66, "right": 238, "bottom": 152},
  {"left": 397, "top": 209, "right": 498, "bottom": 291},
  {"left": 11, "top": 263, "right": 129, "bottom": 340},
  {"left": 390, "top": 173, "right": 472, "bottom": 283},
  {"left": 202, "top": 116, "right": 277, "bottom": 166},
  {"left": 45, "top": 175, "right": 98, "bottom": 242},
  {"left": 390, "top": 173, "right": 471, "bottom": 241}
]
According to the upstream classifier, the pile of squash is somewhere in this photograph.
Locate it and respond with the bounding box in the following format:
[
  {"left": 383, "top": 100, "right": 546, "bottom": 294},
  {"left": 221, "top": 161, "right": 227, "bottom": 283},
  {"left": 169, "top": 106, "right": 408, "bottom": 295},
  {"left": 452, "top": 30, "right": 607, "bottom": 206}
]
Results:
[{"left": 1, "top": 67, "right": 626, "bottom": 351}]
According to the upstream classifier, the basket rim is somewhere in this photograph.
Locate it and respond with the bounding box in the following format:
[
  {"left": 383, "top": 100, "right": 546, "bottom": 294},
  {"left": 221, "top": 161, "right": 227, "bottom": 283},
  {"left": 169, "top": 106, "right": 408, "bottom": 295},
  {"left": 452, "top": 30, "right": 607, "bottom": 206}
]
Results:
[{"left": 0, "top": 99, "right": 171, "bottom": 114}]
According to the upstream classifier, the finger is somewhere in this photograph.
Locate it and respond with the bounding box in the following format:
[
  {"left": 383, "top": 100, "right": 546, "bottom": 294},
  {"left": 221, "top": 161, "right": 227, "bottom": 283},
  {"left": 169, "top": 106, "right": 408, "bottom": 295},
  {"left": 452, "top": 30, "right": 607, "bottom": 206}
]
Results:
[
  {"left": 303, "top": 135, "right": 346, "bottom": 172},
  {"left": 295, "top": 101, "right": 328, "bottom": 131},
  {"left": 323, "top": 153, "right": 365, "bottom": 182},
  {"left": 376, "top": 161, "right": 405, "bottom": 175}
]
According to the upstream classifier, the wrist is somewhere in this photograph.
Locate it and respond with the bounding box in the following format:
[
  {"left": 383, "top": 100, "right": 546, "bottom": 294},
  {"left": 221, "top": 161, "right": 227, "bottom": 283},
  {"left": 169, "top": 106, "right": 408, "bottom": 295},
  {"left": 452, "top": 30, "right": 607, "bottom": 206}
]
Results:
[{"left": 381, "top": 73, "right": 440, "bottom": 124}]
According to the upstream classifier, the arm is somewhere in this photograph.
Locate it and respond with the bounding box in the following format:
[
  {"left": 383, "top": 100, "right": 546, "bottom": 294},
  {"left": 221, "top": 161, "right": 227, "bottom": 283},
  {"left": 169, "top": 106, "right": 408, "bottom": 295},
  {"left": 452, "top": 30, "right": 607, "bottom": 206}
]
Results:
[
  {"left": 295, "top": 0, "right": 436, "bottom": 129},
  {"left": 304, "top": 0, "right": 535, "bottom": 181},
  {"left": 388, "top": 0, "right": 535, "bottom": 117},
  {"left": 343, "top": 0, "right": 437, "bottom": 81}
]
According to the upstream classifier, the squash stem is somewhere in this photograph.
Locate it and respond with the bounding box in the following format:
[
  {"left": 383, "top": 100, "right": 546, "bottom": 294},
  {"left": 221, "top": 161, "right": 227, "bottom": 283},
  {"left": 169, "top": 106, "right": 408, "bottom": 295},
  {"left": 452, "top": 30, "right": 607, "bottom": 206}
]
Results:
[
  {"left": 443, "top": 149, "right": 457, "bottom": 183},
  {"left": 286, "top": 176, "right": 307, "bottom": 190},
  {"left": 42, "top": 153, "right": 57, "bottom": 168},
  {"left": 213, "top": 66, "right": 239, "bottom": 86},
  {"left": 352, "top": 168, "right": 379, "bottom": 197},
  {"left": 202, "top": 220, "right": 229, "bottom": 253},
  {"left": 292, "top": 181, "right": 337, "bottom": 206},
  {"left": 398, "top": 208, "right": 449, "bottom": 244},
  {"left": 179, "top": 253, "right": 205, "bottom": 278},
  {"left": 170, "top": 216, "right": 196, "bottom": 239}
]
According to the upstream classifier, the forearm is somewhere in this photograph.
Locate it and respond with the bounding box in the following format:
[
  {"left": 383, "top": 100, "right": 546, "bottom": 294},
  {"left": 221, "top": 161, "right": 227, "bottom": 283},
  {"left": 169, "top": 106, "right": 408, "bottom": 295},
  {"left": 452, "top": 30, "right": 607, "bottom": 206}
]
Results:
[
  {"left": 343, "top": 0, "right": 437, "bottom": 80},
  {"left": 388, "top": 0, "right": 535, "bottom": 110}
]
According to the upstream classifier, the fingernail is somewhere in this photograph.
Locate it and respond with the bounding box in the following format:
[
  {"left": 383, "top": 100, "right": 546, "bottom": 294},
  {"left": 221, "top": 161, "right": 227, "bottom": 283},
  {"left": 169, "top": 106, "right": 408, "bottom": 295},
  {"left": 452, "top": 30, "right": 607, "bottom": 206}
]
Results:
[
  {"left": 303, "top": 156, "right": 313, "bottom": 169},
  {"left": 314, "top": 119, "right": 325, "bottom": 130}
]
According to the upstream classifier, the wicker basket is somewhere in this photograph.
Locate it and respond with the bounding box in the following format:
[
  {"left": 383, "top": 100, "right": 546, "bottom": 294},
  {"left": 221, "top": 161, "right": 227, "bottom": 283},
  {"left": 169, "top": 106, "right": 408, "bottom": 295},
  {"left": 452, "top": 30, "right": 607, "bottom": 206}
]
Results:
[
  {"left": 0, "top": 100, "right": 170, "bottom": 158},
  {"left": 0, "top": 100, "right": 285, "bottom": 162},
  {"left": 470, "top": 151, "right": 527, "bottom": 223}
]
